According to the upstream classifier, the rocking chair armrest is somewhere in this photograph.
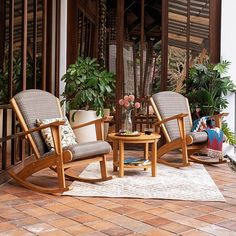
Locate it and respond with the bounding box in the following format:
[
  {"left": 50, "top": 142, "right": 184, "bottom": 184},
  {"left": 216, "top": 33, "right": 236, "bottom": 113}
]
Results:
[
  {"left": 212, "top": 112, "right": 229, "bottom": 119},
  {"left": 211, "top": 112, "right": 229, "bottom": 128},
  {"left": 19, "top": 120, "right": 66, "bottom": 138},
  {"left": 154, "top": 113, "right": 189, "bottom": 127}
]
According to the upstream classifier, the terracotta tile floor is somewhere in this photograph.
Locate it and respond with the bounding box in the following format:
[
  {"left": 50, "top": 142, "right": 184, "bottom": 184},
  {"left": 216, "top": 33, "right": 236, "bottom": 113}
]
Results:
[{"left": 1, "top": 151, "right": 236, "bottom": 236}]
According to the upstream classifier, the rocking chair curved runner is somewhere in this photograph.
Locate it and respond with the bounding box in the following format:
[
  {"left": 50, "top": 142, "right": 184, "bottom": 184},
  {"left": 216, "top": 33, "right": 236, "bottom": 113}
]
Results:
[
  {"left": 150, "top": 91, "right": 227, "bottom": 167},
  {"left": 9, "top": 89, "right": 112, "bottom": 194}
]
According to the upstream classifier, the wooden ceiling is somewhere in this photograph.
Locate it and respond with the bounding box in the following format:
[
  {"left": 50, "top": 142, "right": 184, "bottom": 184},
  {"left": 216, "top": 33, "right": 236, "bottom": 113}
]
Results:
[
  {"left": 107, "top": 0, "right": 209, "bottom": 52},
  {"left": 168, "top": 0, "right": 209, "bottom": 52},
  {"left": 125, "top": 0, "right": 162, "bottom": 42},
  {"left": 4, "top": 0, "right": 210, "bottom": 54},
  {"left": 107, "top": 0, "right": 162, "bottom": 43}
]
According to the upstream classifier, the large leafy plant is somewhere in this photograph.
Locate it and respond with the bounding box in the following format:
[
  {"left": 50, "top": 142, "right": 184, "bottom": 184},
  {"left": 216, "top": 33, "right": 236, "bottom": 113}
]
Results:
[
  {"left": 61, "top": 57, "right": 115, "bottom": 117},
  {"left": 186, "top": 60, "right": 236, "bottom": 145},
  {"left": 186, "top": 61, "right": 235, "bottom": 116}
]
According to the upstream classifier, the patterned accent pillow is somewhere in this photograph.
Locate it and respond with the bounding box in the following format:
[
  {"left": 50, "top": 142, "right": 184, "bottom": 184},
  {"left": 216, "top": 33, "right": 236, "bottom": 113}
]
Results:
[
  {"left": 36, "top": 117, "right": 78, "bottom": 150},
  {"left": 191, "top": 116, "right": 209, "bottom": 132}
]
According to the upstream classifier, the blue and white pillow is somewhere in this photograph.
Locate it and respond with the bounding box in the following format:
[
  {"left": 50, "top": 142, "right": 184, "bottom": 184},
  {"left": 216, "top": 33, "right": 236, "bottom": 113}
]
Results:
[{"left": 191, "top": 116, "right": 209, "bottom": 132}]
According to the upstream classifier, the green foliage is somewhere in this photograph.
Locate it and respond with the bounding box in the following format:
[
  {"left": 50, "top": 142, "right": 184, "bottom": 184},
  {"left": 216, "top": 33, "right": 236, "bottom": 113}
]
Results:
[
  {"left": 186, "top": 60, "right": 236, "bottom": 144},
  {"left": 222, "top": 123, "right": 236, "bottom": 145},
  {"left": 61, "top": 57, "right": 116, "bottom": 117},
  {"left": 186, "top": 60, "right": 236, "bottom": 116},
  {"left": 0, "top": 52, "right": 42, "bottom": 105}
]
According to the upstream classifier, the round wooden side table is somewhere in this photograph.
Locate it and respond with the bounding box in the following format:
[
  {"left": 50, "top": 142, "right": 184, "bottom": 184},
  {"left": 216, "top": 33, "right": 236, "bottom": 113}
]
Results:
[{"left": 108, "top": 133, "right": 161, "bottom": 177}]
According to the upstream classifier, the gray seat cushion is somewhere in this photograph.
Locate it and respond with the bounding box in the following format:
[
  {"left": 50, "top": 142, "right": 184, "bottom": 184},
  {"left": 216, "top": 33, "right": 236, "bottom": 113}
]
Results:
[
  {"left": 189, "top": 132, "right": 208, "bottom": 143},
  {"left": 67, "top": 140, "right": 112, "bottom": 161}
]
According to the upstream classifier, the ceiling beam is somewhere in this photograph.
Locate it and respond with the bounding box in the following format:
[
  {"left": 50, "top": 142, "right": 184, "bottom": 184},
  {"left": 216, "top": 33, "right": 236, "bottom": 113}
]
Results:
[
  {"left": 128, "top": 18, "right": 140, "bottom": 34},
  {"left": 145, "top": 5, "right": 160, "bottom": 20},
  {"left": 168, "top": 12, "right": 209, "bottom": 26},
  {"left": 125, "top": 0, "right": 136, "bottom": 12},
  {"left": 168, "top": 32, "right": 203, "bottom": 44},
  {"left": 168, "top": 27, "right": 208, "bottom": 39},
  {"left": 168, "top": 39, "right": 202, "bottom": 52},
  {"left": 168, "top": 7, "right": 209, "bottom": 18},
  {"left": 169, "top": 0, "right": 209, "bottom": 9},
  {"left": 6, "top": 11, "right": 42, "bottom": 27},
  {"left": 145, "top": 20, "right": 161, "bottom": 34}
]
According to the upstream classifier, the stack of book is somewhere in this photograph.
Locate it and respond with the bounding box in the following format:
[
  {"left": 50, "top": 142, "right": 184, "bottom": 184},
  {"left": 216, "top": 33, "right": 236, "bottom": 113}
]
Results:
[{"left": 124, "top": 157, "right": 151, "bottom": 166}]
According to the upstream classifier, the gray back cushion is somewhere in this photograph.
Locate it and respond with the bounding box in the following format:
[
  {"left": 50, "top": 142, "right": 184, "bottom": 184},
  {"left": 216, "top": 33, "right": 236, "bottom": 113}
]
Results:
[
  {"left": 152, "top": 91, "right": 192, "bottom": 140},
  {"left": 14, "top": 89, "right": 62, "bottom": 155}
]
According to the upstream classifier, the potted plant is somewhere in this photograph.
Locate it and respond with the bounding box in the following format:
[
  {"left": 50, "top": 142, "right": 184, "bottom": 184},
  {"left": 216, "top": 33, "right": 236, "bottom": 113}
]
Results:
[
  {"left": 61, "top": 57, "right": 115, "bottom": 141},
  {"left": 186, "top": 60, "right": 236, "bottom": 144}
]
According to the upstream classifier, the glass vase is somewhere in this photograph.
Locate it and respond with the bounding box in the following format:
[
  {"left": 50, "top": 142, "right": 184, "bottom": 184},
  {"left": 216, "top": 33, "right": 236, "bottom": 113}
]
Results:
[{"left": 124, "top": 109, "right": 133, "bottom": 133}]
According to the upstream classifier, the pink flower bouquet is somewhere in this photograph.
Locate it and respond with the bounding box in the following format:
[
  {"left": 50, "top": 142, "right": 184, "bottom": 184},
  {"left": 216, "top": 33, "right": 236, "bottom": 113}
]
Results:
[{"left": 118, "top": 95, "right": 141, "bottom": 110}]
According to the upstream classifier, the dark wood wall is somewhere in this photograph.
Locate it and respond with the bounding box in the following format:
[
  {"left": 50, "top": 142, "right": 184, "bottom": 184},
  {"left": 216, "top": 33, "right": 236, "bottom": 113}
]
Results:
[
  {"left": 0, "top": 0, "right": 61, "bottom": 184},
  {"left": 161, "top": 0, "right": 221, "bottom": 91},
  {"left": 209, "top": 0, "right": 221, "bottom": 63},
  {"left": 67, "top": 0, "right": 98, "bottom": 67}
]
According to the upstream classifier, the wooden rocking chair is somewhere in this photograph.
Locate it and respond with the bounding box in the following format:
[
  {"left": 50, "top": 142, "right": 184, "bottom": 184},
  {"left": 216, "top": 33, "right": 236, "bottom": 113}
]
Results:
[
  {"left": 9, "top": 89, "right": 112, "bottom": 194},
  {"left": 150, "top": 91, "right": 227, "bottom": 167}
]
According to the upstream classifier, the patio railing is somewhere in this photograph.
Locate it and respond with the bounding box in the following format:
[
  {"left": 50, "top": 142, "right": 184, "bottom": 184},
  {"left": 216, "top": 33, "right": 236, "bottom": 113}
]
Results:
[{"left": 0, "top": 104, "right": 31, "bottom": 184}]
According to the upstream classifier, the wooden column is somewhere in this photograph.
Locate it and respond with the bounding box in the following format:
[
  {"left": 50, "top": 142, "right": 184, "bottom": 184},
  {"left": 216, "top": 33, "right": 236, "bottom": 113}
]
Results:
[
  {"left": 186, "top": 0, "right": 190, "bottom": 80},
  {"left": 8, "top": 0, "right": 14, "bottom": 100},
  {"left": 115, "top": 0, "right": 125, "bottom": 131},
  {"left": 133, "top": 44, "right": 137, "bottom": 98},
  {"left": 209, "top": 0, "right": 221, "bottom": 63},
  {"left": 33, "top": 0, "right": 37, "bottom": 89},
  {"left": 80, "top": 14, "right": 85, "bottom": 56},
  {"left": 93, "top": 0, "right": 99, "bottom": 58},
  {"left": 0, "top": 0, "right": 5, "bottom": 71},
  {"left": 55, "top": 0, "right": 61, "bottom": 97},
  {"left": 160, "top": 0, "right": 168, "bottom": 91},
  {"left": 140, "top": 0, "right": 145, "bottom": 97},
  {"left": 67, "top": 0, "right": 78, "bottom": 66},
  {"left": 1, "top": 109, "right": 7, "bottom": 170},
  {"left": 21, "top": 0, "right": 27, "bottom": 90},
  {"left": 88, "top": 21, "right": 92, "bottom": 57},
  {"left": 46, "top": 0, "right": 53, "bottom": 92},
  {"left": 11, "top": 112, "right": 16, "bottom": 166},
  {"left": 42, "top": 0, "right": 47, "bottom": 90}
]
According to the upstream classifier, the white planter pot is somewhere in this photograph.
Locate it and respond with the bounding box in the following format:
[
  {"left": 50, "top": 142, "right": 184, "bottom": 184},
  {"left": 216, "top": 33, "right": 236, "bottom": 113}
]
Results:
[{"left": 70, "top": 110, "right": 100, "bottom": 143}]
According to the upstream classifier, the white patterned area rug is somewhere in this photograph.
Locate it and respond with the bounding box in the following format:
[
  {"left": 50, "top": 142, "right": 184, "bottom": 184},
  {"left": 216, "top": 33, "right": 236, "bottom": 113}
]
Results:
[{"left": 63, "top": 161, "right": 225, "bottom": 202}]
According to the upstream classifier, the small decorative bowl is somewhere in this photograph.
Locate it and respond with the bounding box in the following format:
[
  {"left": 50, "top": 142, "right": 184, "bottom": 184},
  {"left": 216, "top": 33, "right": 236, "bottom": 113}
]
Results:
[{"left": 144, "top": 128, "right": 153, "bottom": 135}]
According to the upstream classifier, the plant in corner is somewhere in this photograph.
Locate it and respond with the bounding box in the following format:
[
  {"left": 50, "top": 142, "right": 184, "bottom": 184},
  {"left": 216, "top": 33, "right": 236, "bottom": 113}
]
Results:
[
  {"left": 61, "top": 57, "right": 116, "bottom": 118},
  {"left": 186, "top": 60, "right": 236, "bottom": 144}
]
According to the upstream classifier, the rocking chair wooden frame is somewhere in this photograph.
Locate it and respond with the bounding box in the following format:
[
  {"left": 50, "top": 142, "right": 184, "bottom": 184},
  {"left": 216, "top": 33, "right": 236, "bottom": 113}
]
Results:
[
  {"left": 150, "top": 92, "right": 228, "bottom": 167},
  {"left": 9, "top": 91, "right": 112, "bottom": 194}
]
